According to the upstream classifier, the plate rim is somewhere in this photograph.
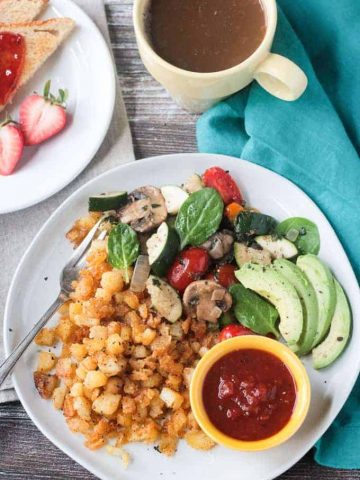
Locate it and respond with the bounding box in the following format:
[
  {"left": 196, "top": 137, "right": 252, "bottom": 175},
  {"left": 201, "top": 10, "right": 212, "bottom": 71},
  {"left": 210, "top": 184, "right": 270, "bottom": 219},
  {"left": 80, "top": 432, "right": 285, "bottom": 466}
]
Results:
[
  {"left": 4, "top": 152, "right": 360, "bottom": 480},
  {"left": 0, "top": 0, "right": 116, "bottom": 215}
]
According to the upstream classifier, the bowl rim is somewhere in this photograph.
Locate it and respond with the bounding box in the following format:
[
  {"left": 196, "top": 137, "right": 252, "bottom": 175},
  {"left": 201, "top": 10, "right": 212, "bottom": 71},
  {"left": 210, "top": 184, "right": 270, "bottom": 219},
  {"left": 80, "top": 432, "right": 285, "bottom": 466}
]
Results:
[{"left": 190, "top": 335, "right": 311, "bottom": 451}]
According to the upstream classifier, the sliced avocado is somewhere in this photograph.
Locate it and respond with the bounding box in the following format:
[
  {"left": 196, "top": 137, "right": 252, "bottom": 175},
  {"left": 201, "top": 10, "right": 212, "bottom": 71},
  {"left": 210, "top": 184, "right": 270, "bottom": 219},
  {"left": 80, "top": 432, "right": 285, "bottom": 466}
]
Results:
[
  {"left": 235, "top": 263, "right": 303, "bottom": 345},
  {"left": 312, "top": 280, "right": 351, "bottom": 369},
  {"left": 273, "top": 259, "right": 318, "bottom": 355},
  {"left": 255, "top": 235, "right": 298, "bottom": 259},
  {"left": 297, "top": 254, "right": 336, "bottom": 347}
]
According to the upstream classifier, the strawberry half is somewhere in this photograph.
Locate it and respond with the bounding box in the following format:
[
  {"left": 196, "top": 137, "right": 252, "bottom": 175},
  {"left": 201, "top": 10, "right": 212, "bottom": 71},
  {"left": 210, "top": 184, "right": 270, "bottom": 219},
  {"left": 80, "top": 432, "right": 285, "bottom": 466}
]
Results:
[
  {"left": 0, "top": 115, "right": 24, "bottom": 176},
  {"left": 19, "top": 80, "right": 68, "bottom": 146}
]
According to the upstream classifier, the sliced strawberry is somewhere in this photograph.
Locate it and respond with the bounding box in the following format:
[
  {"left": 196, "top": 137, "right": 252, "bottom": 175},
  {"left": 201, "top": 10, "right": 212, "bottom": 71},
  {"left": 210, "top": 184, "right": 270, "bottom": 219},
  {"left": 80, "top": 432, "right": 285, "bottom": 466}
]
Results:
[
  {"left": 0, "top": 116, "right": 24, "bottom": 176},
  {"left": 19, "top": 80, "right": 68, "bottom": 146}
]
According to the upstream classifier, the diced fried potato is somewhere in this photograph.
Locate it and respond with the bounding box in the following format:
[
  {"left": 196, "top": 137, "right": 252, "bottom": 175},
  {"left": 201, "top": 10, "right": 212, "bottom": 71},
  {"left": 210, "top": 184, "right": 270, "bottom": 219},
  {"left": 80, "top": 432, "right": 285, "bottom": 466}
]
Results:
[
  {"left": 105, "top": 377, "right": 123, "bottom": 395},
  {"left": 73, "top": 396, "right": 92, "bottom": 421},
  {"left": 141, "top": 328, "right": 157, "bottom": 346},
  {"left": 69, "top": 302, "right": 83, "bottom": 322},
  {"left": 158, "top": 434, "right": 178, "bottom": 456},
  {"left": 184, "top": 431, "right": 216, "bottom": 451},
  {"left": 92, "top": 393, "right": 121, "bottom": 416},
  {"left": 133, "top": 345, "right": 148, "bottom": 358},
  {"left": 63, "top": 395, "right": 76, "bottom": 417},
  {"left": 183, "top": 368, "right": 194, "bottom": 388},
  {"left": 34, "top": 372, "right": 58, "bottom": 399},
  {"left": 95, "top": 288, "right": 113, "bottom": 303},
  {"left": 55, "top": 318, "right": 74, "bottom": 342},
  {"left": 123, "top": 291, "right": 139, "bottom": 310},
  {"left": 84, "top": 370, "right": 108, "bottom": 390},
  {"left": 101, "top": 270, "right": 124, "bottom": 294},
  {"left": 56, "top": 358, "right": 74, "bottom": 379},
  {"left": 70, "top": 382, "right": 84, "bottom": 397},
  {"left": 84, "top": 432, "right": 105, "bottom": 450},
  {"left": 106, "top": 446, "right": 131, "bottom": 469},
  {"left": 76, "top": 366, "right": 87, "bottom": 381},
  {"left": 107, "top": 321, "right": 122, "bottom": 335},
  {"left": 97, "top": 353, "right": 126, "bottom": 376},
  {"left": 67, "top": 417, "right": 91, "bottom": 434},
  {"left": 83, "top": 338, "right": 106, "bottom": 355},
  {"left": 199, "top": 346, "right": 209, "bottom": 357},
  {"left": 119, "top": 324, "right": 132, "bottom": 342},
  {"left": 89, "top": 325, "right": 108, "bottom": 340},
  {"left": 70, "top": 343, "right": 88, "bottom": 361},
  {"left": 52, "top": 385, "right": 68, "bottom": 410},
  {"left": 160, "top": 388, "right": 183, "bottom": 410},
  {"left": 35, "top": 328, "right": 56, "bottom": 346},
  {"left": 80, "top": 356, "right": 98, "bottom": 372},
  {"left": 37, "top": 351, "right": 57, "bottom": 373},
  {"left": 167, "top": 408, "right": 187, "bottom": 437},
  {"left": 106, "top": 333, "right": 124, "bottom": 355}
]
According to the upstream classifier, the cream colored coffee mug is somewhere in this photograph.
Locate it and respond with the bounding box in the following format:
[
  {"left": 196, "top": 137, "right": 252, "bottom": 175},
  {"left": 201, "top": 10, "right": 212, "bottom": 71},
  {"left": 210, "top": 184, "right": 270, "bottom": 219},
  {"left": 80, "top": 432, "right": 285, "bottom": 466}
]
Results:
[{"left": 133, "top": 0, "right": 308, "bottom": 113}]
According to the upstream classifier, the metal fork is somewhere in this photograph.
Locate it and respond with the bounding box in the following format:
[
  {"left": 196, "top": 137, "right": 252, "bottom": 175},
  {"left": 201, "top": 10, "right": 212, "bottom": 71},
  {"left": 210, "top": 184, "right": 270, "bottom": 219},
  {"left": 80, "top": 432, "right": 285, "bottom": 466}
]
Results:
[{"left": 0, "top": 214, "right": 109, "bottom": 388}]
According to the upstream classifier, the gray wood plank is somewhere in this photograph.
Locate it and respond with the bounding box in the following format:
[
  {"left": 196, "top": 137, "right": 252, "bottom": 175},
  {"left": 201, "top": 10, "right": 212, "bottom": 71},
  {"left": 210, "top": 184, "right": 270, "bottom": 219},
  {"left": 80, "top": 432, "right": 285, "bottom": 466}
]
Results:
[{"left": 0, "top": 1, "right": 359, "bottom": 479}]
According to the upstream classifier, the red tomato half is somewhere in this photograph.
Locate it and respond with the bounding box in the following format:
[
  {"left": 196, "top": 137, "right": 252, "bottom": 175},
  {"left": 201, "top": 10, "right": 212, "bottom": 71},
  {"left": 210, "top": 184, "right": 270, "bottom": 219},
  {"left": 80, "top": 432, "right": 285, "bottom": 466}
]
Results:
[
  {"left": 167, "top": 247, "right": 210, "bottom": 293},
  {"left": 220, "top": 324, "right": 256, "bottom": 341},
  {"left": 217, "top": 264, "right": 237, "bottom": 288},
  {"left": 203, "top": 167, "right": 244, "bottom": 205}
]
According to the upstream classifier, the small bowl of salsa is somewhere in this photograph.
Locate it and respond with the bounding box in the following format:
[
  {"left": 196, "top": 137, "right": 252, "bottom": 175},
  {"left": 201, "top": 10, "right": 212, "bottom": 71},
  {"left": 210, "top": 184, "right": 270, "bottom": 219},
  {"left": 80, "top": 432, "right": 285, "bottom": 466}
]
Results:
[{"left": 190, "top": 336, "right": 310, "bottom": 451}]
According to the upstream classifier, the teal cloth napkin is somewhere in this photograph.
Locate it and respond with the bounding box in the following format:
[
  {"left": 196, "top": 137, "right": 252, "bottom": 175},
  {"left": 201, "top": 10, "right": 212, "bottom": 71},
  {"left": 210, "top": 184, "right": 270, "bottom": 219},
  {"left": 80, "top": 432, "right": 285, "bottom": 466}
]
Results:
[{"left": 197, "top": 0, "right": 360, "bottom": 470}]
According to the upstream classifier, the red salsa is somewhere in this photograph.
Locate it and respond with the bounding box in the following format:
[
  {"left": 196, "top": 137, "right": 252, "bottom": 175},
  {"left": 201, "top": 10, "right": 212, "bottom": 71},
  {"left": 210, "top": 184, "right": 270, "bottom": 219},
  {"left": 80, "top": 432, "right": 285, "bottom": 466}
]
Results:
[
  {"left": 0, "top": 33, "right": 25, "bottom": 105},
  {"left": 202, "top": 349, "right": 296, "bottom": 441}
]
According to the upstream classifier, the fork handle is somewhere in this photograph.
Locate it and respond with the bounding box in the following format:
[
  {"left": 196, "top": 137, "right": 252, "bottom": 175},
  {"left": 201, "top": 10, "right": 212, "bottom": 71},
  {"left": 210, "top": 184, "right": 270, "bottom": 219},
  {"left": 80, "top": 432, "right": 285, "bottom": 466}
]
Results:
[{"left": 0, "top": 292, "right": 68, "bottom": 389}]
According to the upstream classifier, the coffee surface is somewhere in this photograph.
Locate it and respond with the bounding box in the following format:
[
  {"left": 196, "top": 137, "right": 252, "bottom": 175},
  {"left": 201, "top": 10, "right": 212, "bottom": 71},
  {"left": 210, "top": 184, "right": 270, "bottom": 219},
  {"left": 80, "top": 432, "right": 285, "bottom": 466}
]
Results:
[{"left": 148, "top": 0, "right": 266, "bottom": 73}]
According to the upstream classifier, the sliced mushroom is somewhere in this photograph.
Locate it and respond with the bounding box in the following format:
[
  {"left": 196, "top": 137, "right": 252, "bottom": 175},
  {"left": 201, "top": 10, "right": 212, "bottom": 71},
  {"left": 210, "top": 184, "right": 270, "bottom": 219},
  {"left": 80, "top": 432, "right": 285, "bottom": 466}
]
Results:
[
  {"left": 201, "top": 230, "right": 234, "bottom": 260},
  {"left": 183, "top": 280, "right": 232, "bottom": 323},
  {"left": 118, "top": 186, "right": 167, "bottom": 233}
]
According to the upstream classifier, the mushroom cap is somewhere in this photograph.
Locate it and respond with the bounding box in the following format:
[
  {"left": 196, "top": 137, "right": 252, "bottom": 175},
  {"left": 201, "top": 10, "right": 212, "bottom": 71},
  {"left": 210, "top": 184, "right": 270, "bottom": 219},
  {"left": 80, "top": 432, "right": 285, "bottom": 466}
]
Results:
[
  {"left": 118, "top": 185, "right": 167, "bottom": 233},
  {"left": 183, "top": 280, "right": 232, "bottom": 323}
]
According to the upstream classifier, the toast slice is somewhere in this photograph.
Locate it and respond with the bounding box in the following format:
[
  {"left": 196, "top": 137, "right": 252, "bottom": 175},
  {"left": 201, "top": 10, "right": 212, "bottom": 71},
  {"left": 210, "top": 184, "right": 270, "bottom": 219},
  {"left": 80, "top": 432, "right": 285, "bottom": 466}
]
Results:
[
  {"left": 0, "top": 0, "right": 48, "bottom": 23},
  {"left": 0, "top": 18, "right": 75, "bottom": 112}
]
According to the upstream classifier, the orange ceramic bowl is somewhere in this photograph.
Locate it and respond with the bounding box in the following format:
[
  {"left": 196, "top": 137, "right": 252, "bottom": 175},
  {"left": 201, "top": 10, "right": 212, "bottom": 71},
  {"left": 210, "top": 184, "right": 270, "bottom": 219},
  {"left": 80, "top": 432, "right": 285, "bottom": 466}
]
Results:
[{"left": 190, "top": 335, "right": 311, "bottom": 451}]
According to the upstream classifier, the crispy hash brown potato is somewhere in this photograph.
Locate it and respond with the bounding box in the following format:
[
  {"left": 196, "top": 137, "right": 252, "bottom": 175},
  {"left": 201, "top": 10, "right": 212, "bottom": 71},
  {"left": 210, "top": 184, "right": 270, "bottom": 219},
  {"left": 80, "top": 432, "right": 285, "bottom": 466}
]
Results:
[{"left": 34, "top": 214, "right": 218, "bottom": 459}]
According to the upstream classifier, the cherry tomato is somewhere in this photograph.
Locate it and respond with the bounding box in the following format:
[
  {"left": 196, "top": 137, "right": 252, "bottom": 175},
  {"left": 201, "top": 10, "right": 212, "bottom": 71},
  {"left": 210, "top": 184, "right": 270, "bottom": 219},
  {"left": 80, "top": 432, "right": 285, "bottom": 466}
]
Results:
[
  {"left": 217, "top": 264, "right": 237, "bottom": 288},
  {"left": 205, "top": 271, "right": 217, "bottom": 282},
  {"left": 220, "top": 324, "right": 256, "bottom": 341},
  {"left": 203, "top": 167, "right": 244, "bottom": 205},
  {"left": 167, "top": 247, "right": 210, "bottom": 293}
]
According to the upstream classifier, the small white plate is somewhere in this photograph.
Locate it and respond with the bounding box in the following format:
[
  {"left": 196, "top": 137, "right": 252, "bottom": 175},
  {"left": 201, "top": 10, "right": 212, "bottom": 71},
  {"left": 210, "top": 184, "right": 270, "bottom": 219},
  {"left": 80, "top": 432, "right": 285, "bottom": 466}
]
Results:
[
  {"left": 4, "top": 154, "right": 360, "bottom": 480},
  {"left": 0, "top": 0, "right": 116, "bottom": 214}
]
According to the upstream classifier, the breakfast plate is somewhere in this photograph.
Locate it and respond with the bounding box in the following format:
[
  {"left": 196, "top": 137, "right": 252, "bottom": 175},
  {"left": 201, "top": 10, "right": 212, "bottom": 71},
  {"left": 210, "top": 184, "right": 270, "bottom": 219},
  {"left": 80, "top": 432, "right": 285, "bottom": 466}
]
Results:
[
  {"left": 4, "top": 153, "right": 360, "bottom": 480},
  {"left": 0, "top": 0, "right": 116, "bottom": 214}
]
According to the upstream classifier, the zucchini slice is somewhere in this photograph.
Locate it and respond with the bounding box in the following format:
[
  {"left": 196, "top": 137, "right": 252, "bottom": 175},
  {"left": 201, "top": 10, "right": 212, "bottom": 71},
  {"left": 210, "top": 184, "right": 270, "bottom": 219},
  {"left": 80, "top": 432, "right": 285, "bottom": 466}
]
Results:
[
  {"left": 160, "top": 186, "right": 188, "bottom": 215},
  {"left": 89, "top": 192, "right": 127, "bottom": 212},
  {"left": 234, "top": 242, "right": 272, "bottom": 267},
  {"left": 255, "top": 235, "right": 298, "bottom": 259},
  {"left": 146, "top": 222, "right": 179, "bottom": 277},
  {"left": 146, "top": 275, "right": 182, "bottom": 323}
]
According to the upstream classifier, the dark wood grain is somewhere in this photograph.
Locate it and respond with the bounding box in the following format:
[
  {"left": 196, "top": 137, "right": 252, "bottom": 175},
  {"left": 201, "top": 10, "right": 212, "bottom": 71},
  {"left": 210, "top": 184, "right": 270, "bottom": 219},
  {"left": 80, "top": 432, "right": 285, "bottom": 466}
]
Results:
[{"left": 0, "top": 2, "right": 359, "bottom": 479}]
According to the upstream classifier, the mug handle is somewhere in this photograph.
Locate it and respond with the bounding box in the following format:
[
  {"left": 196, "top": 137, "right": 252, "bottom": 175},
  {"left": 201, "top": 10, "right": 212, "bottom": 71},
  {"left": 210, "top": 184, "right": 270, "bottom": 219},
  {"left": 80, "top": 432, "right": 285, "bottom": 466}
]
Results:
[{"left": 254, "top": 53, "right": 308, "bottom": 101}]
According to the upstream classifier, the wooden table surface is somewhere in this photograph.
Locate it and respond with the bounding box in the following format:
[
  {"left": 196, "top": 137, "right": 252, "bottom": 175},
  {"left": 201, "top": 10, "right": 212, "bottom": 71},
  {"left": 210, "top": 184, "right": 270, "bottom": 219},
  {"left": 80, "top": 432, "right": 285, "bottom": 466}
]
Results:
[{"left": 0, "top": 1, "right": 359, "bottom": 479}]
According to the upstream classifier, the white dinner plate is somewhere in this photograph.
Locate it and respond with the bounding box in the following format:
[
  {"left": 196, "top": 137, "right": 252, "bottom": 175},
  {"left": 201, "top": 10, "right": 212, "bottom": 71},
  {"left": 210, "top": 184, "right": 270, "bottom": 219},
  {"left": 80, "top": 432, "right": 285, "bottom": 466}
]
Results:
[
  {"left": 4, "top": 154, "right": 360, "bottom": 480},
  {"left": 0, "top": 0, "right": 116, "bottom": 214}
]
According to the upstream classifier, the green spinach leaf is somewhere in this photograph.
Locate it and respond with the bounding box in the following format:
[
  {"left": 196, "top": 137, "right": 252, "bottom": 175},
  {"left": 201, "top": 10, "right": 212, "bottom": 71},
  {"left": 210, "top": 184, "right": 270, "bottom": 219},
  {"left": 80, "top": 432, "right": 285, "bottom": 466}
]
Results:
[
  {"left": 229, "top": 283, "right": 280, "bottom": 337},
  {"left": 234, "top": 211, "right": 277, "bottom": 241},
  {"left": 175, "top": 188, "right": 224, "bottom": 249},
  {"left": 108, "top": 223, "right": 140, "bottom": 282},
  {"left": 276, "top": 217, "right": 320, "bottom": 254}
]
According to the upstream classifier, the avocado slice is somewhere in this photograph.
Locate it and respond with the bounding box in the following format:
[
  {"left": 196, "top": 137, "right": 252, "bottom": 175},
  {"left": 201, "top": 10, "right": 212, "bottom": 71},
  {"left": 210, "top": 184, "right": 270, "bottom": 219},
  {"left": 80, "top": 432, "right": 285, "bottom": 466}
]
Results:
[
  {"left": 235, "top": 263, "right": 303, "bottom": 345},
  {"left": 312, "top": 280, "right": 351, "bottom": 369},
  {"left": 297, "top": 254, "right": 336, "bottom": 347},
  {"left": 273, "top": 259, "right": 318, "bottom": 355}
]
